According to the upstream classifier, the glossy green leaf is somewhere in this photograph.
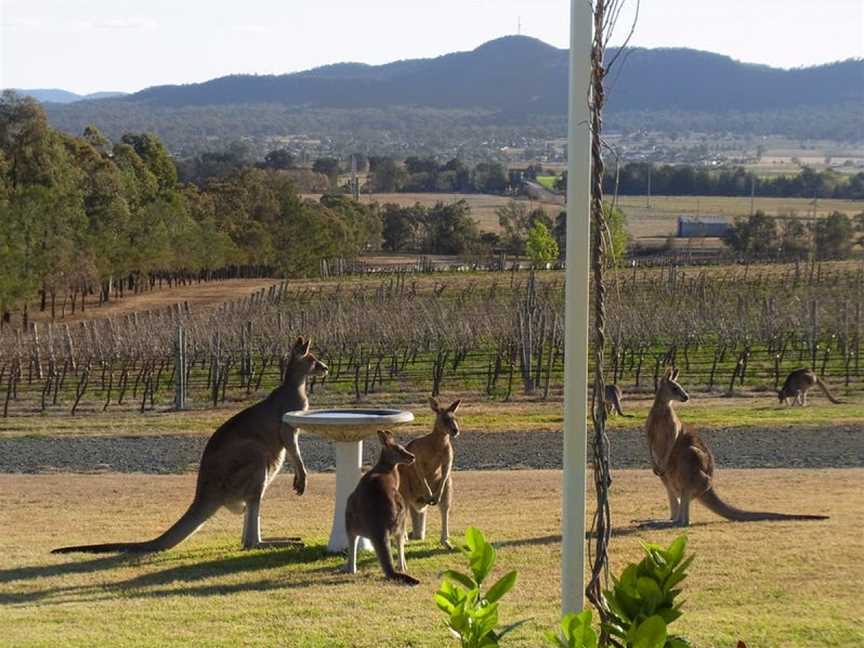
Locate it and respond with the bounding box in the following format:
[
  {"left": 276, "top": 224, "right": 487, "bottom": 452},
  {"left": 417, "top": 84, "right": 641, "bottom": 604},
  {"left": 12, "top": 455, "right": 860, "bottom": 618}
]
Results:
[{"left": 485, "top": 571, "right": 517, "bottom": 604}]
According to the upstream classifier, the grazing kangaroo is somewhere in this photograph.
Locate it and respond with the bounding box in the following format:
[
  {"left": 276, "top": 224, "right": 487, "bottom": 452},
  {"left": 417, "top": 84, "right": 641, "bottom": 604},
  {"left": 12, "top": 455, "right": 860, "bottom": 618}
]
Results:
[
  {"left": 53, "top": 337, "right": 327, "bottom": 554},
  {"left": 344, "top": 430, "right": 419, "bottom": 586},
  {"left": 641, "top": 367, "right": 828, "bottom": 527},
  {"left": 778, "top": 368, "right": 843, "bottom": 406},
  {"left": 604, "top": 384, "right": 631, "bottom": 417},
  {"left": 398, "top": 398, "right": 461, "bottom": 553}
]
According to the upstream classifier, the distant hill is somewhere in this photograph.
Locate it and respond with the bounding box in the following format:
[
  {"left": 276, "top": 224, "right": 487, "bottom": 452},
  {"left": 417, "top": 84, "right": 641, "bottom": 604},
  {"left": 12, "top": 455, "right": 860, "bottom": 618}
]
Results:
[
  {"left": 11, "top": 88, "right": 128, "bottom": 103},
  {"left": 38, "top": 36, "right": 864, "bottom": 153}
]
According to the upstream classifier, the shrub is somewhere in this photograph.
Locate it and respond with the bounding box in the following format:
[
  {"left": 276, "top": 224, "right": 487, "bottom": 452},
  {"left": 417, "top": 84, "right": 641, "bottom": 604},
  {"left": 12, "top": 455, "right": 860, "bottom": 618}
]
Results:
[{"left": 434, "top": 527, "right": 525, "bottom": 647}]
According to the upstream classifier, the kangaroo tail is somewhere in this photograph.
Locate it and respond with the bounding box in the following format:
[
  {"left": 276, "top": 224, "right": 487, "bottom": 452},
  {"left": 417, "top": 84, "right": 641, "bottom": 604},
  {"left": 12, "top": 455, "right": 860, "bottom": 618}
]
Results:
[
  {"left": 699, "top": 488, "right": 828, "bottom": 522},
  {"left": 370, "top": 534, "right": 420, "bottom": 586},
  {"left": 815, "top": 378, "right": 843, "bottom": 404},
  {"left": 51, "top": 499, "right": 219, "bottom": 554}
]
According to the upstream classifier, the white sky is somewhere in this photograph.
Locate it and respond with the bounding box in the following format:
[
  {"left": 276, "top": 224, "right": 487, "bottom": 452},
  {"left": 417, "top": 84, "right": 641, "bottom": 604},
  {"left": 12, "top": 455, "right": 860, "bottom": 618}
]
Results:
[{"left": 1, "top": 0, "right": 863, "bottom": 94}]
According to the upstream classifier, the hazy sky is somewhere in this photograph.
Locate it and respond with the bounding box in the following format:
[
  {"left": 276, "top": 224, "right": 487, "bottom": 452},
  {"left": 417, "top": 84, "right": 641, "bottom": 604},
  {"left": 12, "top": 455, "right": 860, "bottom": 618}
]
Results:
[{"left": 2, "top": 0, "right": 862, "bottom": 94}]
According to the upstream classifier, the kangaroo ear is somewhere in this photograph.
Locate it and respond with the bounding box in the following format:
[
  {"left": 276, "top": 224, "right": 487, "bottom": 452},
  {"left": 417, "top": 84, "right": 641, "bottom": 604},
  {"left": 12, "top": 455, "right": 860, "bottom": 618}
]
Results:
[
  {"left": 662, "top": 367, "right": 672, "bottom": 381},
  {"left": 672, "top": 368, "right": 680, "bottom": 381},
  {"left": 448, "top": 399, "right": 462, "bottom": 413},
  {"left": 301, "top": 337, "right": 312, "bottom": 356},
  {"left": 377, "top": 430, "right": 389, "bottom": 445},
  {"left": 429, "top": 397, "right": 440, "bottom": 413}
]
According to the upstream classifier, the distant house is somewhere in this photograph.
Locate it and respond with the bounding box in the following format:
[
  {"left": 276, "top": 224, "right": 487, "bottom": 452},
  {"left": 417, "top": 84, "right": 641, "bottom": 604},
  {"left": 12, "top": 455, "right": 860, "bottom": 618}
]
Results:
[{"left": 677, "top": 215, "right": 732, "bottom": 238}]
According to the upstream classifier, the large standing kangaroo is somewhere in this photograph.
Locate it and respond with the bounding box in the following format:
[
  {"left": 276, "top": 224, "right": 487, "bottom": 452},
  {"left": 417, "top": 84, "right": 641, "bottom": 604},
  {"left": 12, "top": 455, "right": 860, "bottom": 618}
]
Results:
[
  {"left": 53, "top": 337, "right": 327, "bottom": 554},
  {"left": 640, "top": 367, "right": 829, "bottom": 527}
]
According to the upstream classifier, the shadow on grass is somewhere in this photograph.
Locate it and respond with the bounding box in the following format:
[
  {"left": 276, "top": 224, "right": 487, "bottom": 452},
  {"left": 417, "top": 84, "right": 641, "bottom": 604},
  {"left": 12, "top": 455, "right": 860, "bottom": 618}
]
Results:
[{"left": 0, "top": 543, "right": 344, "bottom": 606}]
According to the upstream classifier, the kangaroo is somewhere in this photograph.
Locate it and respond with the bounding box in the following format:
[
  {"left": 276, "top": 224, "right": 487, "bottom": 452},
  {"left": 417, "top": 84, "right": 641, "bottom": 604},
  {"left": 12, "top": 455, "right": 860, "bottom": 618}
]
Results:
[
  {"left": 344, "top": 430, "right": 419, "bottom": 586},
  {"left": 398, "top": 397, "right": 461, "bottom": 554},
  {"left": 52, "top": 337, "right": 327, "bottom": 554},
  {"left": 604, "top": 384, "right": 631, "bottom": 417},
  {"left": 641, "top": 367, "right": 828, "bottom": 527},
  {"left": 778, "top": 367, "right": 843, "bottom": 406}
]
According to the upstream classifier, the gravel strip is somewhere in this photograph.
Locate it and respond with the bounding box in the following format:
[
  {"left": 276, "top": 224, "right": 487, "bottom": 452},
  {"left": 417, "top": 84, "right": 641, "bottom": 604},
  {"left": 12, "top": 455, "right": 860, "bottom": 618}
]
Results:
[{"left": 1, "top": 426, "right": 862, "bottom": 474}]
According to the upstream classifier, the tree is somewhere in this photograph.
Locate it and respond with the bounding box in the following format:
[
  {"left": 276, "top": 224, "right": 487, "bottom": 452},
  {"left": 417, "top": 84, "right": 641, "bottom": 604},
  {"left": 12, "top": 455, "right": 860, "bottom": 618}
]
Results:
[
  {"left": 496, "top": 201, "right": 552, "bottom": 255},
  {"left": 473, "top": 162, "right": 507, "bottom": 194},
  {"left": 312, "top": 157, "right": 340, "bottom": 180},
  {"left": 554, "top": 204, "right": 630, "bottom": 264},
  {"left": 382, "top": 203, "right": 419, "bottom": 252},
  {"left": 526, "top": 222, "right": 559, "bottom": 266},
  {"left": 369, "top": 157, "right": 404, "bottom": 192},
  {"left": 424, "top": 200, "right": 478, "bottom": 254},
  {"left": 263, "top": 148, "right": 295, "bottom": 170},
  {"left": 813, "top": 211, "right": 853, "bottom": 260},
  {"left": 723, "top": 211, "right": 779, "bottom": 259}
]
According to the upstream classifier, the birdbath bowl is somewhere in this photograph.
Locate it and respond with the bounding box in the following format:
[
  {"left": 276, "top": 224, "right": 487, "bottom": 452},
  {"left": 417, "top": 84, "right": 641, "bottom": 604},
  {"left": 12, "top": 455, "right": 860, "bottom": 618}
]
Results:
[{"left": 282, "top": 408, "right": 414, "bottom": 553}]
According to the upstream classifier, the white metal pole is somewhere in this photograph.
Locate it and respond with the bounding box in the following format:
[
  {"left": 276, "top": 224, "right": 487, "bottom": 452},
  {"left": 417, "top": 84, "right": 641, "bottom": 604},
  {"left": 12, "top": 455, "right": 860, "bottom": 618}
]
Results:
[{"left": 562, "top": 0, "right": 592, "bottom": 615}]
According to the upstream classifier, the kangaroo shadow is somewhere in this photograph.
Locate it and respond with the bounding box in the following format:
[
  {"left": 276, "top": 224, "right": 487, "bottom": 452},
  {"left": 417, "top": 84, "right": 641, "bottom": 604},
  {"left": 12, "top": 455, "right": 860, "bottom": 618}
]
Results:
[{"left": 0, "top": 543, "right": 342, "bottom": 607}]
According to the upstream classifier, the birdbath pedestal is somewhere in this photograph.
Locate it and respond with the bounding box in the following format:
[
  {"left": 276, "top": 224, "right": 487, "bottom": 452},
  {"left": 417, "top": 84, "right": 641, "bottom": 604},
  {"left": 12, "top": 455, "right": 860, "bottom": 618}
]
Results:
[{"left": 282, "top": 408, "right": 414, "bottom": 553}]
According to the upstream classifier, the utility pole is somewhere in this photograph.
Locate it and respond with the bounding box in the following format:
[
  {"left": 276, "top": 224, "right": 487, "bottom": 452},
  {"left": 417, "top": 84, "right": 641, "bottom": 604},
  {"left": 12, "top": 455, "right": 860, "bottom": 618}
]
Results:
[
  {"left": 351, "top": 155, "right": 359, "bottom": 200},
  {"left": 562, "top": 0, "right": 591, "bottom": 616},
  {"left": 646, "top": 164, "right": 652, "bottom": 209},
  {"left": 750, "top": 175, "right": 756, "bottom": 216}
]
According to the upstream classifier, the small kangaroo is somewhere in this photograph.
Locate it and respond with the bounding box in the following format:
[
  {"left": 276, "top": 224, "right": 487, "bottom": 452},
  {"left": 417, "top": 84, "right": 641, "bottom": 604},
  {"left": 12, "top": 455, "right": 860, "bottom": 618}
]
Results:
[
  {"left": 641, "top": 367, "right": 828, "bottom": 527},
  {"left": 53, "top": 337, "right": 327, "bottom": 554},
  {"left": 604, "top": 384, "right": 631, "bottom": 417},
  {"left": 344, "top": 430, "right": 420, "bottom": 586},
  {"left": 398, "top": 397, "right": 461, "bottom": 553},
  {"left": 778, "top": 368, "right": 843, "bottom": 406}
]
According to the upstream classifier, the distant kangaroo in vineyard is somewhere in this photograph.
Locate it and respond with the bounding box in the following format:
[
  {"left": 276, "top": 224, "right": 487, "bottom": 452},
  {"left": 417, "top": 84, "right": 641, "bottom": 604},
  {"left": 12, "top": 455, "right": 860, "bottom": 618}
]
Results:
[
  {"left": 53, "top": 337, "right": 326, "bottom": 554},
  {"left": 640, "top": 367, "right": 829, "bottom": 527},
  {"left": 398, "top": 397, "right": 461, "bottom": 552},
  {"left": 344, "top": 430, "right": 420, "bottom": 585},
  {"left": 604, "top": 384, "right": 632, "bottom": 417},
  {"left": 778, "top": 368, "right": 843, "bottom": 406}
]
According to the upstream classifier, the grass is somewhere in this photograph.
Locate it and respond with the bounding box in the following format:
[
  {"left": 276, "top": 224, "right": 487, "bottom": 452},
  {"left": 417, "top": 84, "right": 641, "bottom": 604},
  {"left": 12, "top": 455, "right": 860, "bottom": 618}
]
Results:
[
  {"left": 1, "top": 469, "right": 861, "bottom": 647},
  {"left": 2, "top": 393, "right": 861, "bottom": 439},
  {"left": 536, "top": 175, "right": 558, "bottom": 190}
]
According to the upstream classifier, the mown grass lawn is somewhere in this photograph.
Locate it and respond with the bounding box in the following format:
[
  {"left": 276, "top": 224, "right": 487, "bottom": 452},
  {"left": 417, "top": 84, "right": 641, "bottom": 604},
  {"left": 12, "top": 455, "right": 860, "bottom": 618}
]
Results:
[
  {"left": 1, "top": 469, "right": 861, "bottom": 647},
  {"left": 2, "top": 394, "right": 861, "bottom": 439}
]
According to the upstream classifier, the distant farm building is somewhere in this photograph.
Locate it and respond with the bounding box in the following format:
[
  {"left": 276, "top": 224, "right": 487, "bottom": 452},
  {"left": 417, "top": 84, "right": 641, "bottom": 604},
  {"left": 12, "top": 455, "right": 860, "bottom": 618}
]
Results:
[{"left": 677, "top": 215, "right": 732, "bottom": 238}]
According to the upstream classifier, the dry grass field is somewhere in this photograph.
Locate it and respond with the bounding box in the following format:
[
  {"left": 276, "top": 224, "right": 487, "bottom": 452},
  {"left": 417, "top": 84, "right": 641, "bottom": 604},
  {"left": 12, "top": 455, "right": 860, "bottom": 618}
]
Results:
[
  {"left": 615, "top": 195, "right": 864, "bottom": 240},
  {"left": 304, "top": 191, "right": 863, "bottom": 243},
  {"left": 1, "top": 469, "right": 861, "bottom": 647}
]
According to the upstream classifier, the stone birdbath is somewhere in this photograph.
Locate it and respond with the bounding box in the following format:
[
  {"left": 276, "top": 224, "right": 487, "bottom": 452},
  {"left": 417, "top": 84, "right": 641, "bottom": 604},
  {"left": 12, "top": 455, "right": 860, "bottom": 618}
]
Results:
[{"left": 282, "top": 408, "right": 414, "bottom": 553}]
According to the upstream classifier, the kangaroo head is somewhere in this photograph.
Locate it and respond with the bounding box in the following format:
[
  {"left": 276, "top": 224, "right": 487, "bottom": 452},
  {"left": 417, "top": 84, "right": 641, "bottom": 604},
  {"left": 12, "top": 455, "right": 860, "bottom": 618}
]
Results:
[
  {"left": 429, "top": 397, "right": 462, "bottom": 438},
  {"left": 377, "top": 430, "right": 415, "bottom": 465},
  {"left": 285, "top": 336, "right": 329, "bottom": 383},
  {"left": 657, "top": 367, "right": 689, "bottom": 403},
  {"left": 777, "top": 389, "right": 786, "bottom": 402}
]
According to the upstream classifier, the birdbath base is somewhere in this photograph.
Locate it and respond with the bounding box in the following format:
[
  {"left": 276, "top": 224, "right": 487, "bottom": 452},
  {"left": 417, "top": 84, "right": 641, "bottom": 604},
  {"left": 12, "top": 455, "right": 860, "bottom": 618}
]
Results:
[
  {"left": 328, "top": 441, "right": 373, "bottom": 553},
  {"left": 281, "top": 408, "right": 415, "bottom": 555}
]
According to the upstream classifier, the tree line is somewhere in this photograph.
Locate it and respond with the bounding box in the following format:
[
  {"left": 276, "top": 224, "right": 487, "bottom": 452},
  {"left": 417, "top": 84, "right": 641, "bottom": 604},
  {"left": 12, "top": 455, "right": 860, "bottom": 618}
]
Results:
[
  {"left": 600, "top": 162, "right": 864, "bottom": 200},
  {"left": 723, "top": 210, "right": 864, "bottom": 261},
  {"left": 0, "top": 92, "right": 381, "bottom": 327}
]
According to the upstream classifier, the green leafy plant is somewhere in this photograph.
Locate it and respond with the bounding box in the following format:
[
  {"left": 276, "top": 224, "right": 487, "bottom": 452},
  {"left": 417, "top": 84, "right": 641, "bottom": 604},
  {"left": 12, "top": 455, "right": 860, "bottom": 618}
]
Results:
[
  {"left": 435, "top": 527, "right": 526, "bottom": 647},
  {"left": 546, "top": 609, "right": 598, "bottom": 648},
  {"left": 603, "top": 535, "right": 694, "bottom": 648}
]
